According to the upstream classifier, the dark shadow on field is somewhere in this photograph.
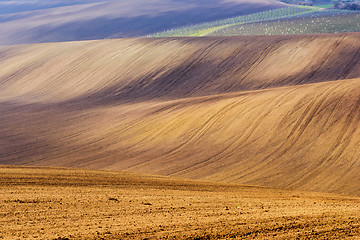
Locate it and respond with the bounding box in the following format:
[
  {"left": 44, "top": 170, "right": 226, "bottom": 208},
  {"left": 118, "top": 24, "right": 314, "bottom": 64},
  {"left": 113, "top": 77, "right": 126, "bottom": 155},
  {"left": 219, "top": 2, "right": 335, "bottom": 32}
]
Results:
[{"left": 0, "top": 0, "right": 285, "bottom": 45}]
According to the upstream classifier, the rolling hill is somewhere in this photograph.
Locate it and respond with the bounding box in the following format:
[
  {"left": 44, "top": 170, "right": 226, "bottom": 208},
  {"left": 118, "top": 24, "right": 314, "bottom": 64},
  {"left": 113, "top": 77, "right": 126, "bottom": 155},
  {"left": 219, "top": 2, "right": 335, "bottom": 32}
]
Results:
[
  {"left": 0, "top": 0, "right": 286, "bottom": 46},
  {"left": 1, "top": 33, "right": 360, "bottom": 196}
]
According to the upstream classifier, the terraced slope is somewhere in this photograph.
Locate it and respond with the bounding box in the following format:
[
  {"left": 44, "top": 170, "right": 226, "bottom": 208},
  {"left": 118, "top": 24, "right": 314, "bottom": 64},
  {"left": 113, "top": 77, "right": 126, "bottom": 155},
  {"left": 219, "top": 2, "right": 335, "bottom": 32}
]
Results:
[{"left": 1, "top": 34, "right": 360, "bottom": 196}]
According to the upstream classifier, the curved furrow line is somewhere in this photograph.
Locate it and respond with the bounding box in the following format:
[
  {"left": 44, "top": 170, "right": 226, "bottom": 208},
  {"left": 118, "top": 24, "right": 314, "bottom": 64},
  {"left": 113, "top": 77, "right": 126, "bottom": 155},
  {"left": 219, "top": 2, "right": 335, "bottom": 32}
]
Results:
[
  {"left": 230, "top": 82, "right": 343, "bottom": 182},
  {"left": 151, "top": 39, "right": 229, "bottom": 98},
  {"left": 204, "top": 80, "right": 360, "bottom": 189},
  {"left": 126, "top": 99, "right": 247, "bottom": 171},
  {"left": 235, "top": 42, "right": 279, "bottom": 85},
  {"left": 207, "top": 88, "right": 304, "bottom": 179},
  {"left": 111, "top": 39, "right": 181, "bottom": 86},
  {"left": 185, "top": 39, "right": 251, "bottom": 95},
  {"left": 2, "top": 78, "right": 360, "bottom": 195},
  {"left": 284, "top": 84, "right": 342, "bottom": 142},
  {"left": 1, "top": 35, "right": 360, "bottom": 196},
  {"left": 299, "top": 36, "right": 345, "bottom": 85},
  {"left": 161, "top": 99, "right": 261, "bottom": 175},
  {"left": 168, "top": 87, "right": 300, "bottom": 177},
  {"left": 282, "top": 90, "right": 353, "bottom": 188},
  {"left": 29, "top": 97, "right": 230, "bottom": 169},
  {"left": 1, "top": 34, "right": 359, "bottom": 104},
  {"left": 290, "top": 89, "right": 360, "bottom": 190},
  {"left": 114, "top": 107, "right": 201, "bottom": 157},
  {"left": 46, "top": 102, "right": 192, "bottom": 160},
  {"left": 0, "top": 41, "right": 114, "bottom": 101},
  {"left": 340, "top": 42, "right": 360, "bottom": 80}
]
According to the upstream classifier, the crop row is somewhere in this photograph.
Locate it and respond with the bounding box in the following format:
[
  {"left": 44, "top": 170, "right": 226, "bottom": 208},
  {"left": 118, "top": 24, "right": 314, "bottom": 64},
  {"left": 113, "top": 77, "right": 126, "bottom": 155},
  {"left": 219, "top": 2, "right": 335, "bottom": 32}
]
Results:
[
  {"left": 148, "top": 6, "right": 323, "bottom": 37},
  {"left": 210, "top": 11, "right": 360, "bottom": 36}
]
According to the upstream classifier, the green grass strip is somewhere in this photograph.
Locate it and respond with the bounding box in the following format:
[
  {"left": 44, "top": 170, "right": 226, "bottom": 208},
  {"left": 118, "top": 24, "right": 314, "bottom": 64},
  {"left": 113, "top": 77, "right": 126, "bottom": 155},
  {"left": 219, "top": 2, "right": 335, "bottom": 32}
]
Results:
[
  {"left": 313, "top": 4, "right": 334, "bottom": 9},
  {"left": 148, "top": 6, "right": 322, "bottom": 37}
]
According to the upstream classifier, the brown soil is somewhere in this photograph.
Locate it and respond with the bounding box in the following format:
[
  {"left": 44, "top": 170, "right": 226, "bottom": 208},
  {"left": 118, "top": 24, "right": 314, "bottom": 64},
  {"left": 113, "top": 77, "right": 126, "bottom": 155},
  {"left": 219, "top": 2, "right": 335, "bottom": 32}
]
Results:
[
  {"left": 1, "top": 34, "right": 360, "bottom": 239},
  {"left": 1, "top": 34, "right": 360, "bottom": 195},
  {"left": 1, "top": 166, "right": 359, "bottom": 240},
  {"left": 0, "top": 34, "right": 359, "bottom": 103}
]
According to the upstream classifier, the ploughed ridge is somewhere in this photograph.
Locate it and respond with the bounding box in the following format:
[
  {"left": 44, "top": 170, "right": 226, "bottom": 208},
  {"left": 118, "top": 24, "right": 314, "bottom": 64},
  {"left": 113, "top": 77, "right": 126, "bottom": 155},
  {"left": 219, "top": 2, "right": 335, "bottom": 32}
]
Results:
[{"left": 1, "top": 33, "right": 360, "bottom": 196}]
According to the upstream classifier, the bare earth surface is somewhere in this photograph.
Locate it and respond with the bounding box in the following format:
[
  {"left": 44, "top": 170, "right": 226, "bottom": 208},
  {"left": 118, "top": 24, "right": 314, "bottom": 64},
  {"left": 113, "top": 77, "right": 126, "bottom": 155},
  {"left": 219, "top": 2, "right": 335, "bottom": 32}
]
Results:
[
  {"left": 1, "top": 34, "right": 360, "bottom": 239},
  {"left": 0, "top": 166, "right": 359, "bottom": 239},
  {"left": 0, "top": 34, "right": 360, "bottom": 195}
]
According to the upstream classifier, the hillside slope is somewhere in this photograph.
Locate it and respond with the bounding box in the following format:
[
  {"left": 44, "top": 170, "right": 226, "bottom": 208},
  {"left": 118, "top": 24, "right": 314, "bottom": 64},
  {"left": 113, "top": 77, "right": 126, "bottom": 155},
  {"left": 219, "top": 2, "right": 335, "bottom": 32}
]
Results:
[
  {"left": 0, "top": 0, "right": 286, "bottom": 46},
  {"left": 0, "top": 34, "right": 359, "bottom": 103},
  {"left": 1, "top": 34, "right": 360, "bottom": 196}
]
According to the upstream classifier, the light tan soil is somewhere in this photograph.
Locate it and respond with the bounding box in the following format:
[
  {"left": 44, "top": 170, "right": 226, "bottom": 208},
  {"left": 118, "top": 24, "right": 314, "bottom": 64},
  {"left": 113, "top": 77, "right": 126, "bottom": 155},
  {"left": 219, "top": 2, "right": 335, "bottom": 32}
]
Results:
[
  {"left": 1, "top": 35, "right": 360, "bottom": 195},
  {"left": 1, "top": 166, "right": 359, "bottom": 239}
]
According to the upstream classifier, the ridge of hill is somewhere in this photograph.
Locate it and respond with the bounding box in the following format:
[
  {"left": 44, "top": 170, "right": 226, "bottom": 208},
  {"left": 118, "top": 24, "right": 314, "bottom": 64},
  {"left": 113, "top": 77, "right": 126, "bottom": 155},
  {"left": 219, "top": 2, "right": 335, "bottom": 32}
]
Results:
[{"left": 0, "top": 34, "right": 359, "bottom": 104}]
